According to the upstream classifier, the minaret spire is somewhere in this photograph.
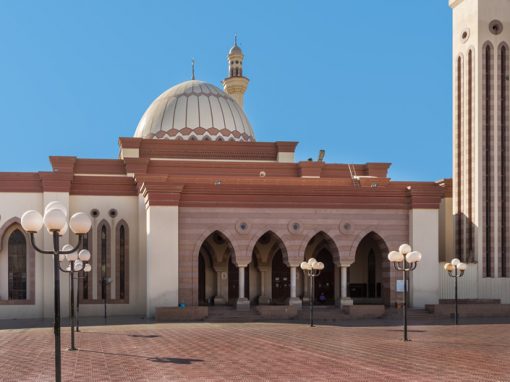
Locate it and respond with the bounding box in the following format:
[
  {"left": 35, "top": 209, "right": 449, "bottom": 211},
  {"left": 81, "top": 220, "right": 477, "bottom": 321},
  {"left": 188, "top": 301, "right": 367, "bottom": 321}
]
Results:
[{"left": 222, "top": 35, "right": 249, "bottom": 108}]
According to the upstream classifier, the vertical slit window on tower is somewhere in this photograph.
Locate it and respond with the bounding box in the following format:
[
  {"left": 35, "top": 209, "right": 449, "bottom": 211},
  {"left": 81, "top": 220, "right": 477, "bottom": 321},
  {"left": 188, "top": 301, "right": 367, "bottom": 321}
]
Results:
[
  {"left": 485, "top": 44, "right": 493, "bottom": 277},
  {"left": 468, "top": 50, "right": 474, "bottom": 261},
  {"left": 457, "top": 55, "right": 463, "bottom": 261},
  {"left": 501, "top": 44, "right": 508, "bottom": 277}
]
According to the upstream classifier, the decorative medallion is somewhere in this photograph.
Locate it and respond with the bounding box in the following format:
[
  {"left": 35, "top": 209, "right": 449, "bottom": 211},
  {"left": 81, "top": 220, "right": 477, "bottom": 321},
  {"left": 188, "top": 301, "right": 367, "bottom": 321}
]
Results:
[
  {"left": 288, "top": 221, "right": 303, "bottom": 235},
  {"left": 489, "top": 20, "right": 503, "bottom": 35},
  {"left": 235, "top": 220, "right": 250, "bottom": 234},
  {"left": 339, "top": 222, "right": 352, "bottom": 234},
  {"left": 461, "top": 28, "right": 470, "bottom": 43}
]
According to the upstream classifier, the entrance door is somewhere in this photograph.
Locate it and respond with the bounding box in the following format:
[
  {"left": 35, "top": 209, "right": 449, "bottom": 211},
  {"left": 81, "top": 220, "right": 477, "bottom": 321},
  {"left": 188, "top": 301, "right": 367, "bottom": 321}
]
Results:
[
  {"left": 315, "top": 249, "right": 334, "bottom": 304},
  {"left": 271, "top": 250, "right": 290, "bottom": 304}
]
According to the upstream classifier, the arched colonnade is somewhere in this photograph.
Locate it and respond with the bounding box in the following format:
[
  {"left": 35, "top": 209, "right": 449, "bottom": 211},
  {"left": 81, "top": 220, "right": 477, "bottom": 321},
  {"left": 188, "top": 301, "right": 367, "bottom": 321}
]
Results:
[{"left": 196, "top": 228, "right": 392, "bottom": 308}]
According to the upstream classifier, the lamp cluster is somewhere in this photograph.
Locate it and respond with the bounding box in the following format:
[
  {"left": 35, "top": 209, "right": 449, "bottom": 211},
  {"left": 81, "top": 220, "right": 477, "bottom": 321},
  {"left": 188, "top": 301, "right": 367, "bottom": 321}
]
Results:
[
  {"left": 60, "top": 244, "right": 92, "bottom": 273},
  {"left": 21, "top": 201, "right": 92, "bottom": 236},
  {"left": 444, "top": 258, "right": 467, "bottom": 274},
  {"left": 300, "top": 257, "right": 324, "bottom": 271},
  {"left": 388, "top": 244, "right": 423, "bottom": 265}
]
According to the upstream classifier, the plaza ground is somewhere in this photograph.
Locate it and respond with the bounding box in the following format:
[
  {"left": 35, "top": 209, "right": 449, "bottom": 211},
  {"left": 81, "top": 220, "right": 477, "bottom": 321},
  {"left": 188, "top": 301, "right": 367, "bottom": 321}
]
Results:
[{"left": 0, "top": 317, "right": 509, "bottom": 381}]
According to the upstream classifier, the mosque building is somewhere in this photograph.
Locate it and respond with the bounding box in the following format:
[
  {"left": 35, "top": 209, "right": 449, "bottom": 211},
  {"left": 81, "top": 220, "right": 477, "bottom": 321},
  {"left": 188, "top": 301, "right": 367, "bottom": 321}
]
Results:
[{"left": 0, "top": 0, "right": 509, "bottom": 320}]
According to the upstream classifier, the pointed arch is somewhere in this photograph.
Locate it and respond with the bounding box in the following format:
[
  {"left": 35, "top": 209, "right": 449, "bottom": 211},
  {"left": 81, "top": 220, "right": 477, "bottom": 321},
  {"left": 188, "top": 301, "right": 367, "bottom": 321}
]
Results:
[
  {"left": 350, "top": 230, "right": 391, "bottom": 305},
  {"left": 115, "top": 219, "right": 129, "bottom": 302},
  {"left": 194, "top": 230, "right": 239, "bottom": 306},
  {"left": 301, "top": 231, "right": 340, "bottom": 265},
  {"left": 347, "top": 227, "right": 390, "bottom": 261},
  {"left": 193, "top": 229, "right": 238, "bottom": 264},
  {"left": 249, "top": 230, "right": 289, "bottom": 265},
  {"left": 0, "top": 217, "right": 22, "bottom": 251}
]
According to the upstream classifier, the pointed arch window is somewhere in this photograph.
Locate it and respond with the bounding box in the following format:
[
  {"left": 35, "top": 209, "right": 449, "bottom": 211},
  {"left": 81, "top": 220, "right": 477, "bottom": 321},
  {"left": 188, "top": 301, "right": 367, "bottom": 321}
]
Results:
[
  {"left": 116, "top": 221, "right": 129, "bottom": 302},
  {"left": 8, "top": 229, "right": 27, "bottom": 300},
  {"left": 96, "top": 221, "right": 111, "bottom": 302},
  {"left": 81, "top": 233, "right": 92, "bottom": 301}
]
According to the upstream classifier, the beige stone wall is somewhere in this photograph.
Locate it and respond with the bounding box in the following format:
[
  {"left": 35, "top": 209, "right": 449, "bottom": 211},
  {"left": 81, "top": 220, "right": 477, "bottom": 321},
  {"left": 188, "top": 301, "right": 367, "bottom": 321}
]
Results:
[
  {"left": 439, "top": 197, "right": 454, "bottom": 262},
  {"left": 69, "top": 195, "right": 144, "bottom": 317}
]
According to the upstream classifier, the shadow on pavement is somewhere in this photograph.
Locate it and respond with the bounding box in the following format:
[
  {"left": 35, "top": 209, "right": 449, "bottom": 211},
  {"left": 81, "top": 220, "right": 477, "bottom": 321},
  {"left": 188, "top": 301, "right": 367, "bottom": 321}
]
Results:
[{"left": 148, "top": 357, "right": 203, "bottom": 364}]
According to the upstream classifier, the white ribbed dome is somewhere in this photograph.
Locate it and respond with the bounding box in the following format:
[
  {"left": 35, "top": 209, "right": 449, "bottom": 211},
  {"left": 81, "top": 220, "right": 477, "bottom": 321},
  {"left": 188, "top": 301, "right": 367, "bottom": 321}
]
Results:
[{"left": 134, "top": 80, "right": 255, "bottom": 142}]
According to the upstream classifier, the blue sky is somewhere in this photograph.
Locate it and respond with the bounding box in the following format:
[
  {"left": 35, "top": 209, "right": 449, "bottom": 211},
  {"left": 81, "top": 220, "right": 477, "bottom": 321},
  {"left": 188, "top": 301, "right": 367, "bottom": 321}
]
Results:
[{"left": 0, "top": 1, "right": 452, "bottom": 181}]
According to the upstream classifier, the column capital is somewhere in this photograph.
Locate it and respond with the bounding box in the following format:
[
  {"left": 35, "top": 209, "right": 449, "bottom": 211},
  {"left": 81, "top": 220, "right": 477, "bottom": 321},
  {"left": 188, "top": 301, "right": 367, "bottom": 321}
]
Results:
[{"left": 340, "top": 261, "right": 354, "bottom": 268}]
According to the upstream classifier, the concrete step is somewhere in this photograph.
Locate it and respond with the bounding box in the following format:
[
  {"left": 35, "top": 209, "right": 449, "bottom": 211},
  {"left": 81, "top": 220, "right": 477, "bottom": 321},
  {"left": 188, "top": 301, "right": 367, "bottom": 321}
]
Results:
[{"left": 205, "top": 307, "right": 263, "bottom": 322}]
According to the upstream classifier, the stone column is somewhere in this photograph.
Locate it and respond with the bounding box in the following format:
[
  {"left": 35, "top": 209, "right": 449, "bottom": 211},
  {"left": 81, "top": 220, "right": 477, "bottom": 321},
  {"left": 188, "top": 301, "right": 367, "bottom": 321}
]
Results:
[
  {"left": 213, "top": 268, "right": 226, "bottom": 305},
  {"left": 258, "top": 266, "right": 271, "bottom": 304},
  {"left": 239, "top": 266, "right": 245, "bottom": 299},
  {"left": 236, "top": 265, "right": 250, "bottom": 311},
  {"left": 340, "top": 264, "right": 353, "bottom": 306},
  {"left": 288, "top": 266, "right": 302, "bottom": 307}
]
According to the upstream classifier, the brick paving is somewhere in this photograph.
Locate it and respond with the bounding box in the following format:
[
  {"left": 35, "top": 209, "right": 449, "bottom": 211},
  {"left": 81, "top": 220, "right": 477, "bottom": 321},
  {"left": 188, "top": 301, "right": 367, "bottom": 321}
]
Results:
[{"left": 0, "top": 321, "right": 509, "bottom": 381}]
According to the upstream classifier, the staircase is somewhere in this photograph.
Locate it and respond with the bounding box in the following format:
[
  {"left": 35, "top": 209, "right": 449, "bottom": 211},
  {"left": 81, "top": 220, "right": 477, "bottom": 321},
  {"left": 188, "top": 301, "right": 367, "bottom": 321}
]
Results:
[
  {"left": 384, "top": 307, "right": 434, "bottom": 323},
  {"left": 205, "top": 306, "right": 263, "bottom": 323},
  {"left": 295, "top": 306, "right": 348, "bottom": 323}
]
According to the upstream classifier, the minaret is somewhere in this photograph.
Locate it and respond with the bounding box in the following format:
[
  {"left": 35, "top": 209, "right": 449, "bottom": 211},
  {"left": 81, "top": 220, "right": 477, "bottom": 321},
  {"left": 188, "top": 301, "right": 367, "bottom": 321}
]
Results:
[
  {"left": 450, "top": 0, "right": 510, "bottom": 277},
  {"left": 222, "top": 35, "right": 249, "bottom": 108}
]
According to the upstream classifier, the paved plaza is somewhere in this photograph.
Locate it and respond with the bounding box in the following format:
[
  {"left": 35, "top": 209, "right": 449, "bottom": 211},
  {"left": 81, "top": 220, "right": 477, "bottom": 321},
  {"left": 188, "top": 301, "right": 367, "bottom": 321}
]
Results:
[{"left": 0, "top": 320, "right": 509, "bottom": 381}]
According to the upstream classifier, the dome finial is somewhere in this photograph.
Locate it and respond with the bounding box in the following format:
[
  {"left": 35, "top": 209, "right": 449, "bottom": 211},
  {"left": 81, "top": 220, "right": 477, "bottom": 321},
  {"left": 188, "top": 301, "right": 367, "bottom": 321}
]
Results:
[
  {"left": 234, "top": 33, "right": 238, "bottom": 47},
  {"left": 191, "top": 58, "right": 195, "bottom": 80}
]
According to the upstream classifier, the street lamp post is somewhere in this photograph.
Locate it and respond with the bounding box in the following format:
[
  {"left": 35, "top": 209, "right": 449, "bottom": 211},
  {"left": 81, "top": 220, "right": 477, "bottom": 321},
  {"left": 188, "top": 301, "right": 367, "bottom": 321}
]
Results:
[
  {"left": 59, "top": 244, "right": 92, "bottom": 350},
  {"left": 300, "top": 258, "right": 324, "bottom": 327},
  {"left": 444, "top": 258, "right": 467, "bottom": 325},
  {"left": 388, "top": 244, "right": 422, "bottom": 341},
  {"left": 102, "top": 276, "right": 112, "bottom": 322},
  {"left": 76, "top": 265, "right": 92, "bottom": 332},
  {"left": 21, "top": 202, "right": 92, "bottom": 382}
]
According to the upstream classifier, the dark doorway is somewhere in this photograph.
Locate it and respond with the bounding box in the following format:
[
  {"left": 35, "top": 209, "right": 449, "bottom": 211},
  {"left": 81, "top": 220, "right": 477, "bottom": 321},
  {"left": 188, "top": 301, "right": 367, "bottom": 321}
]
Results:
[
  {"left": 368, "top": 249, "right": 376, "bottom": 298},
  {"left": 314, "top": 249, "right": 334, "bottom": 305},
  {"left": 271, "top": 250, "right": 290, "bottom": 304},
  {"left": 198, "top": 253, "right": 206, "bottom": 305}
]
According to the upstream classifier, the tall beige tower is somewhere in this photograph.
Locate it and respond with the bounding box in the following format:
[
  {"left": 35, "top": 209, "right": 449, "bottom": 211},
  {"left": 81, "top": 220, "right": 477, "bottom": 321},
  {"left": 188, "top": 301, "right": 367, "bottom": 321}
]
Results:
[
  {"left": 450, "top": 0, "right": 510, "bottom": 278},
  {"left": 222, "top": 36, "right": 249, "bottom": 108}
]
